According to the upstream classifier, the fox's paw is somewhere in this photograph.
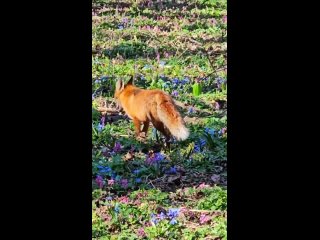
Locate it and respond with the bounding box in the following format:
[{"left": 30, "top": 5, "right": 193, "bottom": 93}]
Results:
[
  {"left": 136, "top": 135, "right": 147, "bottom": 143},
  {"left": 139, "top": 132, "right": 147, "bottom": 138}
]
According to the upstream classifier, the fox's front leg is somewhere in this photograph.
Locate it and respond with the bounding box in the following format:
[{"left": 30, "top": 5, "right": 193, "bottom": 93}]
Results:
[
  {"left": 132, "top": 118, "right": 141, "bottom": 138},
  {"left": 140, "top": 120, "right": 150, "bottom": 139}
]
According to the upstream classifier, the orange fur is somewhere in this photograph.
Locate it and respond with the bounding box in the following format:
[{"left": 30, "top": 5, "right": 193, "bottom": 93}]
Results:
[{"left": 114, "top": 78, "right": 189, "bottom": 141}]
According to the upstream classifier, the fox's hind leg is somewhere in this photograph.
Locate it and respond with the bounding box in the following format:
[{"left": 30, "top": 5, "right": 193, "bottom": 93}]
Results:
[{"left": 151, "top": 120, "right": 171, "bottom": 144}]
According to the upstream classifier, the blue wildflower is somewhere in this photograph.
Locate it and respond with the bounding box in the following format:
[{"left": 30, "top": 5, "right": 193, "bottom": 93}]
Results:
[
  {"left": 205, "top": 128, "right": 215, "bottom": 136},
  {"left": 114, "top": 204, "right": 120, "bottom": 213},
  {"left": 97, "top": 165, "right": 112, "bottom": 174},
  {"left": 166, "top": 166, "right": 177, "bottom": 175},
  {"left": 152, "top": 128, "right": 157, "bottom": 139},
  {"left": 159, "top": 212, "right": 166, "bottom": 220},
  {"left": 151, "top": 213, "right": 158, "bottom": 225},
  {"left": 97, "top": 123, "right": 104, "bottom": 132},
  {"left": 100, "top": 76, "right": 108, "bottom": 82},
  {"left": 159, "top": 61, "right": 166, "bottom": 67},
  {"left": 162, "top": 82, "right": 169, "bottom": 88},
  {"left": 143, "top": 65, "right": 151, "bottom": 70},
  {"left": 172, "top": 78, "right": 179, "bottom": 85},
  {"left": 188, "top": 107, "right": 194, "bottom": 114},
  {"left": 167, "top": 208, "right": 180, "bottom": 218},
  {"left": 118, "top": 25, "right": 124, "bottom": 30},
  {"left": 155, "top": 152, "right": 165, "bottom": 161},
  {"left": 100, "top": 116, "right": 105, "bottom": 127},
  {"left": 216, "top": 77, "right": 225, "bottom": 89},
  {"left": 133, "top": 169, "right": 141, "bottom": 174},
  {"left": 216, "top": 77, "right": 224, "bottom": 84},
  {"left": 170, "top": 218, "right": 177, "bottom": 225},
  {"left": 135, "top": 178, "right": 142, "bottom": 183},
  {"left": 199, "top": 138, "right": 206, "bottom": 147},
  {"left": 145, "top": 152, "right": 165, "bottom": 165},
  {"left": 194, "top": 144, "right": 201, "bottom": 153},
  {"left": 180, "top": 77, "right": 189, "bottom": 84},
  {"left": 111, "top": 173, "right": 117, "bottom": 179}
]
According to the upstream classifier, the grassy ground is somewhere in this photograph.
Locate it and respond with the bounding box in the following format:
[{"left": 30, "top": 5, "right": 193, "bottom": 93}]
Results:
[{"left": 92, "top": 0, "right": 227, "bottom": 239}]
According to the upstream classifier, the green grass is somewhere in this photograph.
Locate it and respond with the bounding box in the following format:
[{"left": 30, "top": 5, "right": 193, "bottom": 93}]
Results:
[{"left": 92, "top": 0, "right": 227, "bottom": 238}]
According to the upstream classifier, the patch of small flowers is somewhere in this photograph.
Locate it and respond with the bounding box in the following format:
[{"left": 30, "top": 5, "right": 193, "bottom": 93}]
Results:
[{"left": 92, "top": 185, "right": 227, "bottom": 239}]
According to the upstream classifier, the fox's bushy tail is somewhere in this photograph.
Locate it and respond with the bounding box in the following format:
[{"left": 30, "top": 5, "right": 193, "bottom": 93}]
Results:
[{"left": 156, "top": 94, "right": 189, "bottom": 141}]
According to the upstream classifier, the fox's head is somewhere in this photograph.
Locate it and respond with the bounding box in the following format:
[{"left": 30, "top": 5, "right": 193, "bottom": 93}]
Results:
[
  {"left": 114, "top": 77, "right": 134, "bottom": 109},
  {"left": 114, "top": 76, "right": 134, "bottom": 99}
]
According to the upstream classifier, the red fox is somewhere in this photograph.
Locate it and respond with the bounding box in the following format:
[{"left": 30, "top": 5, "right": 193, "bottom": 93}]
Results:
[{"left": 114, "top": 77, "right": 189, "bottom": 141}]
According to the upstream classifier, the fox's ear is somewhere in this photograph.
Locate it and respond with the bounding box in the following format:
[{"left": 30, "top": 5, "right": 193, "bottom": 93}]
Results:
[
  {"left": 115, "top": 79, "right": 124, "bottom": 91},
  {"left": 126, "top": 76, "right": 134, "bottom": 86}
]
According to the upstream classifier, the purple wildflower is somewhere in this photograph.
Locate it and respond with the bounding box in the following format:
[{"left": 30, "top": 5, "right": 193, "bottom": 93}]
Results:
[
  {"left": 215, "top": 101, "right": 220, "bottom": 110},
  {"left": 200, "top": 214, "right": 211, "bottom": 224},
  {"left": 119, "top": 196, "right": 129, "bottom": 203},
  {"left": 172, "top": 90, "right": 179, "bottom": 97},
  {"left": 120, "top": 179, "right": 128, "bottom": 188},
  {"left": 137, "top": 227, "right": 146, "bottom": 237},
  {"left": 222, "top": 15, "right": 227, "bottom": 23},
  {"left": 113, "top": 142, "right": 122, "bottom": 153},
  {"left": 108, "top": 179, "right": 115, "bottom": 186},
  {"left": 198, "top": 183, "right": 210, "bottom": 189},
  {"left": 211, "top": 18, "right": 217, "bottom": 25},
  {"left": 95, "top": 175, "right": 104, "bottom": 189}
]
